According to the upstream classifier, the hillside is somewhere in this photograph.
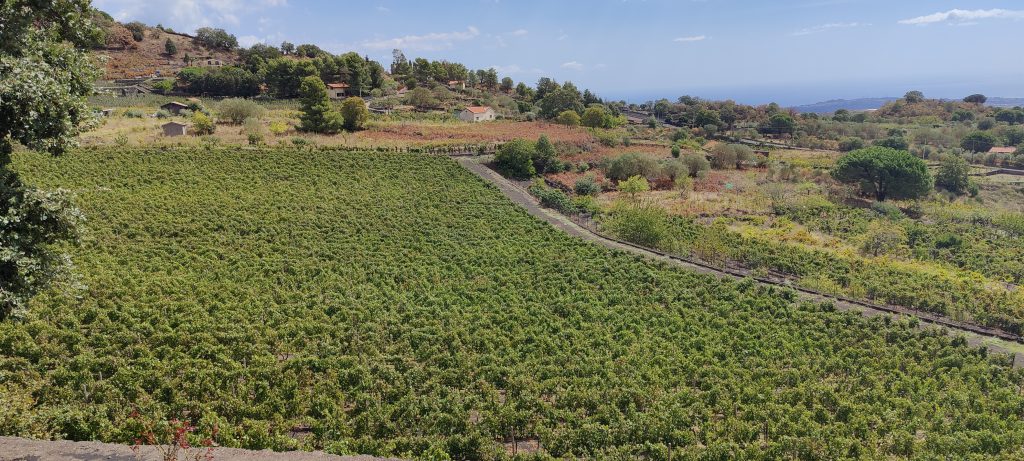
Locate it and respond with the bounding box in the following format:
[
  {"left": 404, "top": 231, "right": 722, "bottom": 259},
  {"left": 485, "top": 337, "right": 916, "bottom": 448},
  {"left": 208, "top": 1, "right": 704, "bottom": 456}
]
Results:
[
  {"left": 792, "top": 97, "right": 898, "bottom": 114},
  {"left": 94, "top": 26, "right": 237, "bottom": 80}
]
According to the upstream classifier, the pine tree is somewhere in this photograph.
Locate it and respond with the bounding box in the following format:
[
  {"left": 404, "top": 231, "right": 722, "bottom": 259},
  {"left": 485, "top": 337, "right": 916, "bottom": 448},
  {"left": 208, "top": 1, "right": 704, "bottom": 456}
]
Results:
[{"left": 298, "top": 76, "right": 344, "bottom": 134}]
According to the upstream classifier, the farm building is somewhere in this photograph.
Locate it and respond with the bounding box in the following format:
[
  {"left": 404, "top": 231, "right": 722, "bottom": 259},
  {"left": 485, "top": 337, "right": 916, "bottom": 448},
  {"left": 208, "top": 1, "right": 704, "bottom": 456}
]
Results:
[
  {"left": 447, "top": 80, "right": 466, "bottom": 90},
  {"left": 326, "top": 83, "right": 350, "bottom": 99},
  {"left": 458, "top": 106, "right": 496, "bottom": 123},
  {"left": 161, "top": 121, "right": 188, "bottom": 137},
  {"left": 161, "top": 101, "right": 189, "bottom": 115},
  {"left": 192, "top": 56, "right": 223, "bottom": 67},
  {"left": 989, "top": 146, "right": 1017, "bottom": 154}
]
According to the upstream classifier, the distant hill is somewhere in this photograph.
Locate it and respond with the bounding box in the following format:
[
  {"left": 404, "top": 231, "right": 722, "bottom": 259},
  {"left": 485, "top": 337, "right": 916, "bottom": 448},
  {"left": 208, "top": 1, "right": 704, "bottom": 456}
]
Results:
[
  {"left": 987, "top": 97, "right": 1024, "bottom": 108},
  {"left": 792, "top": 98, "right": 898, "bottom": 114},
  {"left": 92, "top": 22, "right": 237, "bottom": 80},
  {"left": 795, "top": 96, "right": 1024, "bottom": 114}
]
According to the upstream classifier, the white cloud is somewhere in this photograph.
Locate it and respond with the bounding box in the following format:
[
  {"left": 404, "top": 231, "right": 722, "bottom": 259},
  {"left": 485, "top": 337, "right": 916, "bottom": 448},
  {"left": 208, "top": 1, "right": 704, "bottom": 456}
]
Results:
[
  {"left": 899, "top": 9, "right": 1024, "bottom": 25},
  {"left": 561, "top": 61, "right": 584, "bottom": 70},
  {"left": 94, "top": 0, "right": 288, "bottom": 32},
  {"left": 376, "top": 5, "right": 391, "bottom": 13},
  {"left": 792, "top": 22, "right": 865, "bottom": 36},
  {"left": 673, "top": 35, "right": 706, "bottom": 42},
  {"left": 357, "top": 26, "right": 480, "bottom": 51},
  {"left": 511, "top": 29, "right": 528, "bottom": 36}
]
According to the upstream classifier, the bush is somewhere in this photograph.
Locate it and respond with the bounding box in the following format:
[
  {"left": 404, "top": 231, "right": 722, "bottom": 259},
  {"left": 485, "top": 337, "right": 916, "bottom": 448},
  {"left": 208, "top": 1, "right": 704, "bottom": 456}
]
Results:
[
  {"left": 593, "top": 130, "right": 619, "bottom": 147},
  {"left": 681, "top": 153, "right": 711, "bottom": 178},
  {"left": 935, "top": 155, "right": 971, "bottom": 195},
  {"left": 191, "top": 112, "right": 215, "bottom": 135},
  {"left": 340, "top": 97, "right": 369, "bottom": 131},
  {"left": 832, "top": 147, "right": 932, "bottom": 201},
  {"left": 218, "top": 98, "right": 264, "bottom": 124},
  {"left": 671, "top": 144, "right": 681, "bottom": 158},
  {"left": 494, "top": 139, "right": 536, "bottom": 179},
  {"left": 710, "top": 144, "right": 753, "bottom": 169},
  {"left": 659, "top": 159, "right": 689, "bottom": 183},
  {"left": 268, "top": 121, "right": 289, "bottom": 135},
  {"left": 838, "top": 137, "right": 865, "bottom": 152},
  {"left": 859, "top": 222, "right": 909, "bottom": 257},
  {"left": 528, "top": 181, "right": 576, "bottom": 214},
  {"left": 574, "top": 175, "right": 601, "bottom": 196},
  {"left": 604, "top": 204, "right": 669, "bottom": 247},
  {"left": 606, "top": 153, "right": 660, "bottom": 181},
  {"left": 154, "top": 109, "right": 171, "bottom": 119},
  {"left": 555, "top": 110, "right": 581, "bottom": 126},
  {"left": 874, "top": 137, "right": 909, "bottom": 151},
  {"left": 123, "top": 110, "right": 143, "bottom": 118}
]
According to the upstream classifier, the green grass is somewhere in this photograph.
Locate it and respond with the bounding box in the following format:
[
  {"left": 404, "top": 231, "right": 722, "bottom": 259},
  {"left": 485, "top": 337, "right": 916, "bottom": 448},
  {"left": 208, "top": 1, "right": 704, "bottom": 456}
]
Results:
[{"left": 3, "top": 148, "right": 1024, "bottom": 459}]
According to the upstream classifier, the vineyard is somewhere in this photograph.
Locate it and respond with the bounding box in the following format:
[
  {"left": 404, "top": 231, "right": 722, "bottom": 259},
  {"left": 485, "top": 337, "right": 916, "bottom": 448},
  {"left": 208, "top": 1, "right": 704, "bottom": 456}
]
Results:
[{"left": 4, "top": 148, "right": 1024, "bottom": 459}]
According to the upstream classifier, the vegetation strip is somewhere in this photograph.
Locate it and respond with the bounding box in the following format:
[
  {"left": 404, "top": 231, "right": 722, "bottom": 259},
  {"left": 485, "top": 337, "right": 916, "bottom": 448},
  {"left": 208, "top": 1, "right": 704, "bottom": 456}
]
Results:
[{"left": 457, "top": 156, "right": 1024, "bottom": 351}]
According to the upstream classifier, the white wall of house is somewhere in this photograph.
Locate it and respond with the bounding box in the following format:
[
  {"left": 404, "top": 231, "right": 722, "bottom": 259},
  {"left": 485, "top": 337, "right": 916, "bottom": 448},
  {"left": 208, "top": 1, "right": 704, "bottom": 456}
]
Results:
[{"left": 459, "top": 109, "right": 496, "bottom": 122}]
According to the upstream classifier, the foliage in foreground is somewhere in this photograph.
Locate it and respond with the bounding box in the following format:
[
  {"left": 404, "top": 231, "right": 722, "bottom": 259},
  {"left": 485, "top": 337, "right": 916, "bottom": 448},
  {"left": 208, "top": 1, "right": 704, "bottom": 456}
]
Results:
[{"left": 4, "top": 149, "right": 1024, "bottom": 460}]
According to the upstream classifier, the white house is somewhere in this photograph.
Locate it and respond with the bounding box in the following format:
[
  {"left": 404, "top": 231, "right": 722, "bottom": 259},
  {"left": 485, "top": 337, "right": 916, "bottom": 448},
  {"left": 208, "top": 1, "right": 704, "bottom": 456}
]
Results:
[
  {"left": 458, "top": 106, "right": 496, "bottom": 122},
  {"left": 326, "top": 82, "right": 350, "bottom": 99}
]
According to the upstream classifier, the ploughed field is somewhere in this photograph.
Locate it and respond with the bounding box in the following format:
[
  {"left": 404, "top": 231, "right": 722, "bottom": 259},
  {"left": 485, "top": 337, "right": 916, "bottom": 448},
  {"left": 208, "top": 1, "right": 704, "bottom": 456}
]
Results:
[{"left": 3, "top": 148, "right": 1024, "bottom": 459}]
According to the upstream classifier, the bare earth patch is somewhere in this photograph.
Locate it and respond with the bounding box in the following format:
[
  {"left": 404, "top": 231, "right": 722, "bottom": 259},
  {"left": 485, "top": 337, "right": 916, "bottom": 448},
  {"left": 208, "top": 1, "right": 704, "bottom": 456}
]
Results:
[{"left": 0, "top": 437, "right": 401, "bottom": 461}]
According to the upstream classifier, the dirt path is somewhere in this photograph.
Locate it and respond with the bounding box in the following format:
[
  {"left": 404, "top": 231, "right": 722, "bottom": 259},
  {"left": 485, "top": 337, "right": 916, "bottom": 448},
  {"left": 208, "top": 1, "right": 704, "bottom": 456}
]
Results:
[
  {"left": 0, "top": 436, "right": 401, "bottom": 461},
  {"left": 456, "top": 156, "right": 1024, "bottom": 367}
]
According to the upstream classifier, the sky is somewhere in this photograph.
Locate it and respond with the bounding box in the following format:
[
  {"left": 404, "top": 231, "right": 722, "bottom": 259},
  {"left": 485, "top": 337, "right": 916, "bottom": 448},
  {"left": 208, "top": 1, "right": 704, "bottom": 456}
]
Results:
[{"left": 93, "top": 0, "right": 1024, "bottom": 106}]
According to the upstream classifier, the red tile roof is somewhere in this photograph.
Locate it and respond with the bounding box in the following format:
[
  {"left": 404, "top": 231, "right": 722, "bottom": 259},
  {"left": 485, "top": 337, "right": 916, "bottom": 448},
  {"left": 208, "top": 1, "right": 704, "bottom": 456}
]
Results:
[
  {"left": 464, "top": 106, "right": 492, "bottom": 114},
  {"left": 989, "top": 147, "right": 1017, "bottom": 154},
  {"left": 326, "top": 83, "right": 350, "bottom": 89}
]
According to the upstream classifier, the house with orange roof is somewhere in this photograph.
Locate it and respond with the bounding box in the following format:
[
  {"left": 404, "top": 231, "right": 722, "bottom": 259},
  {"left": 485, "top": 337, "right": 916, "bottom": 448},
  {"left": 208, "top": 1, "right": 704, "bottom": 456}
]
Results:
[{"left": 458, "top": 106, "right": 496, "bottom": 122}]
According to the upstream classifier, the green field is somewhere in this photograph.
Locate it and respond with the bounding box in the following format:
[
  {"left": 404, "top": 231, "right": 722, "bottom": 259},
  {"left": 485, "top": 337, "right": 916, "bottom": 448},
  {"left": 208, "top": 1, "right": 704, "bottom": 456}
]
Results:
[{"left": 3, "top": 148, "right": 1024, "bottom": 459}]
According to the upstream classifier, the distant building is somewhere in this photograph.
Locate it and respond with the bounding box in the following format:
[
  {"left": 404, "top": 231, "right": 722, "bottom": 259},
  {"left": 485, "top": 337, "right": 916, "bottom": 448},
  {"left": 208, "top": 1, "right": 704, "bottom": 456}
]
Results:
[
  {"left": 396, "top": 87, "right": 409, "bottom": 96},
  {"left": 192, "top": 56, "right": 223, "bottom": 67},
  {"left": 989, "top": 146, "right": 1017, "bottom": 154},
  {"left": 161, "top": 101, "right": 189, "bottom": 115},
  {"left": 458, "top": 106, "right": 496, "bottom": 123},
  {"left": 162, "top": 121, "right": 188, "bottom": 137},
  {"left": 326, "top": 83, "right": 350, "bottom": 99},
  {"left": 447, "top": 80, "right": 466, "bottom": 90}
]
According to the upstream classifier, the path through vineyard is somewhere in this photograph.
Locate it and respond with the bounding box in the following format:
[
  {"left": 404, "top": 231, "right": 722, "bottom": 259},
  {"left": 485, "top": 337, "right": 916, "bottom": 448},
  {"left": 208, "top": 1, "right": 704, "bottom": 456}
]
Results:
[{"left": 455, "top": 156, "right": 1024, "bottom": 367}]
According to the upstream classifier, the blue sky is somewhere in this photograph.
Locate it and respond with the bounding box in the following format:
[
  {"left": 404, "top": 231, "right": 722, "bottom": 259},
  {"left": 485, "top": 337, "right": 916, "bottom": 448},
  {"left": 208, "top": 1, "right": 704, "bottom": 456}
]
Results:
[{"left": 94, "top": 0, "right": 1024, "bottom": 105}]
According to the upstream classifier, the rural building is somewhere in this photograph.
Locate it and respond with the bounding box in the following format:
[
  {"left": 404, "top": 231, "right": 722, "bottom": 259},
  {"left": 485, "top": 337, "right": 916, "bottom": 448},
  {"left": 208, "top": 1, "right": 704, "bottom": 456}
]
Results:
[
  {"left": 989, "top": 146, "right": 1017, "bottom": 154},
  {"left": 161, "top": 121, "right": 188, "bottom": 137},
  {"left": 396, "top": 87, "right": 409, "bottom": 96},
  {"left": 192, "top": 56, "right": 223, "bottom": 67},
  {"left": 326, "top": 83, "right": 350, "bottom": 99},
  {"left": 447, "top": 80, "right": 466, "bottom": 90},
  {"left": 161, "top": 101, "right": 189, "bottom": 115},
  {"left": 458, "top": 106, "right": 496, "bottom": 123}
]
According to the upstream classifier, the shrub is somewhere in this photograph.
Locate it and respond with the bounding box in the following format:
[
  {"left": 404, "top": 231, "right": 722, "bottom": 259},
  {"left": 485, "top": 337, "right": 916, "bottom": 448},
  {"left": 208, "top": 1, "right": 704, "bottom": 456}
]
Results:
[
  {"left": 528, "top": 180, "right": 576, "bottom": 214},
  {"left": 154, "top": 109, "right": 171, "bottom": 119},
  {"left": 710, "top": 144, "right": 753, "bottom": 169},
  {"left": 191, "top": 112, "right": 215, "bottom": 135},
  {"left": 935, "top": 155, "right": 971, "bottom": 195},
  {"left": 151, "top": 80, "right": 173, "bottom": 95},
  {"left": 218, "top": 98, "right": 264, "bottom": 124},
  {"left": 593, "top": 130, "right": 619, "bottom": 147},
  {"left": 874, "top": 137, "right": 909, "bottom": 151},
  {"left": 581, "top": 106, "right": 611, "bottom": 128},
  {"left": 574, "top": 175, "right": 601, "bottom": 196},
  {"left": 340, "top": 97, "right": 369, "bottom": 131},
  {"left": 494, "top": 139, "right": 536, "bottom": 179},
  {"left": 859, "top": 222, "right": 909, "bottom": 257},
  {"left": 681, "top": 153, "right": 711, "bottom": 178},
  {"left": 123, "top": 110, "right": 143, "bottom": 118},
  {"left": 604, "top": 204, "right": 669, "bottom": 247},
  {"left": 554, "top": 110, "right": 581, "bottom": 127},
  {"left": 671, "top": 144, "right": 681, "bottom": 158},
  {"left": 268, "top": 121, "right": 289, "bottom": 136},
  {"left": 659, "top": 159, "right": 689, "bottom": 183},
  {"left": 533, "top": 135, "right": 556, "bottom": 174},
  {"left": 606, "top": 153, "right": 660, "bottom": 181},
  {"left": 838, "top": 137, "right": 865, "bottom": 152}
]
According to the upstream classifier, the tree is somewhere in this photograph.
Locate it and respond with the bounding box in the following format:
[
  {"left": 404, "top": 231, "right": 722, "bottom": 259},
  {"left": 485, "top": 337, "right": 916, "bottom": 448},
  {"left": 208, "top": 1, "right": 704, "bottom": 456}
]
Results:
[
  {"left": 280, "top": 41, "right": 295, "bottom": 55},
  {"left": 606, "top": 153, "right": 661, "bottom": 181},
  {"left": 759, "top": 113, "right": 795, "bottom": 135},
  {"left": 298, "top": 76, "right": 344, "bottom": 134},
  {"left": 961, "top": 131, "right": 998, "bottom": 153},
  {"left": 581, "top": 106, "right": 611, "bottom": 128},
  {"left": 831, "top": 147, "right": 932, "bottom": 201},
  {"left": 538, "top": 86, "right": 584, "bottom": 119},
  {"left": 494, "top": 139, "right": 536, "bottom": 179},
  {"left": 194, "top": 27, "right": 238, "bottom": 50},
  {"left": 874, "top": 136, "right": 909, "bottom": 151},
  {"left": 1, "top": 0, "right": 99, "bottom": 318},
  {"left": 340, "top": 97, "right": 369, "bottom": 131},
  {"left": 904, "top": 90, "right": 925, "bottom": 103},
  {"left": 124, "top": 21, "right": 146, "bottom": 41},
  {"left": 500, "top": 77, "right": 514, "bottom": 93},
  {"left": 164, "top": 37, "right": 177, "bottom": 55},
  {"left": 555, "top": 110, "right": 581, "bottom": 127},
  {"left": 391, "top": 49, "right": 410, "bottom": 75},
  {"left": 963, "top": 94, "right": 987, "bottom": 104},
  {"left": 935, "top": 155, "right": 971, "bottom": 195},
  {"left": 533, "top": 135, "right": 556, "bottom": 174},
  {"left": 405, "top": 87, "right": 437, "bottom": 110},
  {"left": 951, "top": 109, "right": 974, "bottom": 122}
]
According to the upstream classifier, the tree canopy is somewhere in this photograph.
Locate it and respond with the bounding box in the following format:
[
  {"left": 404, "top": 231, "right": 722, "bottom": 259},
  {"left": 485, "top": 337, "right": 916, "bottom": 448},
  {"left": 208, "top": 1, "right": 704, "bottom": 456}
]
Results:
[
  {"left": 298, "top": 76, "right": 344, "bottom": 134},
  {"left": 831, "top": 147, "right": 932, "bottom": 201}
]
